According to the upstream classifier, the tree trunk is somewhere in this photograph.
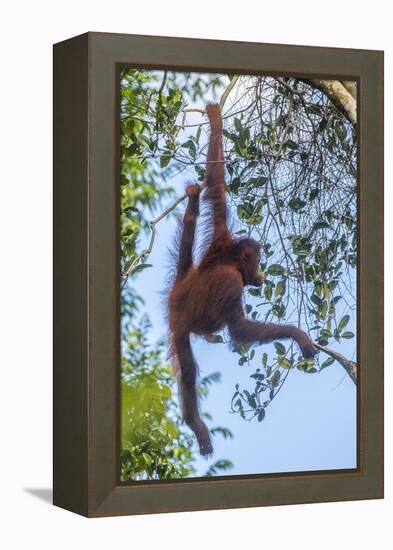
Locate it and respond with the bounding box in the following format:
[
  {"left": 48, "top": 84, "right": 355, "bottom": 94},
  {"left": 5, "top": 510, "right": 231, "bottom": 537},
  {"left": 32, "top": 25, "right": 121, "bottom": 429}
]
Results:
[{"left": 306, "top": 79, "right": 357, "bottom": 125}]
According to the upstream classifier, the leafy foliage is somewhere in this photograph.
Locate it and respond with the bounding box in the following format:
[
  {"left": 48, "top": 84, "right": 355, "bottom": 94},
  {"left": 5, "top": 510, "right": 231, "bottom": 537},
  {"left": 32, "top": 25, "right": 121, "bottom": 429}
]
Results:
[
  {"left": 120, "top": 69, "right": 174, "bottom": 278},
  {"left": 121, "top": 316, "right": 234, "bottom": 481},
  {"left": 121, "top": 317, "right": 195, "bottom": 480},
  {"left": 223, "top": 78, "right": 357, "bottom": 419}
]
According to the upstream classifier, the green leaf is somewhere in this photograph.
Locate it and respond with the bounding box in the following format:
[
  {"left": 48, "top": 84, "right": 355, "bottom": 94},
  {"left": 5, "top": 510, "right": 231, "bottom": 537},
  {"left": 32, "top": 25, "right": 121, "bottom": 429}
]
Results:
[
  {"left": 274, "top": 342, "right": 286, "bottom": 355},
  {"left": 181, "top": 139, "right": 197, "bottom": 158},
  {"left": 305, "top": 359, "right": 315, "bottom": 370},
  {"left": 268, "top": 264, "right": 285, "bottom": 276},
  {"left": 289, "top": 197, "right": 307, "bottom": 211},
  {"left": 322, "top": 283, "right": 330, "bottom": 300},
  {"left": 210, "top": 427, "right": 233, "bottom": 439},
  {"left": 342, "top": 331, "right": 355, "bottom": 339},
  {"left": 278, "top": 357, "right": 291, "bottom": 369},
  {"left": 307, "top": 104, "right": 323, "bottom": 115},
  {"left": 275, "top": 280, "right": 286, "bottom": 298},
  {"left": 247, "top": 176, "right": 268, "bottom": 187},
  {"left": 234, "top": 118, "right": 242, "bottom": 132},
  {"left": 142, "top": 452, "right": 153, "bottom": 465},
  {"left": 320, "top": 357, "right": 335, "bottom": 370},
  {"left": 237, "top": 202, "right": 263, "bottom": 225},
  {"left": 311, "top": 294, "right": 322, "bottom": 306},
  {"left": 270, "top": 370, "right": 281, "bottom": 387},
  {"left": 264, "top": 284, "right": 273, "bottom": 301},
  {"left": 338, "top": 315, "right": 350, "bottom": 331},
  {"left": 126, "top": 143, "right": 139, "bottom": 156},
  {"left": 294, "top": 248, "right": 310, "bottom": 257},
  {"left": 249, "top": 288, "right": 261, "bottom": 297},
  {"left": 160, "top": 154, "right": 171, "bottom": 168},
  {"left": 300, "top": 151, "right": 309, "bottom": 162},
  {"left": 194, "top": 164, "right": 206, "bottom": 181},
  {"left": 313, "top": 221, "right": 331, "bottom": 230},
  {"left": 296, "top": 359, "right": 307, "bottom": 371},
  {"left": 284, "top": 139, "right": 298, "bottom": 150},
  {"left": 132, "top": 263, "right": 153, "bottom": 274},
  {"left": 320, "top": 300, "right": 328, "bottom": 319}
]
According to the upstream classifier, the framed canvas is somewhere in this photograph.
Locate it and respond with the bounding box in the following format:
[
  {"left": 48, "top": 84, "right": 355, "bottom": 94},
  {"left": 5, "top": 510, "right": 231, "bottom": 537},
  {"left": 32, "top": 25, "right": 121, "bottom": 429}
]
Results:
[{"left": 53, "top": 32, "right": 383, "bottom": 517}]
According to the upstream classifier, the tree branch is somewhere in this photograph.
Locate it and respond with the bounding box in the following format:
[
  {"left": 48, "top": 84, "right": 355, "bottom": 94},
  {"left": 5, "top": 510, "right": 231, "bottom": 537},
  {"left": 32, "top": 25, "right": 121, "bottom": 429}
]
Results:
[
  {"left": 314, "top": 341, "right": 357, "bottom": 384},
  {"left": 121, "top": 181, "right": 207, "bottom": 286},
  {"left": 182, "top": 107, "right": 206, "bottom": 115},
  {"left": 341, "top": 80, "right": 357, "bottom": 100},
  {"left": 180, "top": 75, "right": 240, "bottom": 120},
  {"left": 306, "top": 79, "right": 357, "bottom": 125}
]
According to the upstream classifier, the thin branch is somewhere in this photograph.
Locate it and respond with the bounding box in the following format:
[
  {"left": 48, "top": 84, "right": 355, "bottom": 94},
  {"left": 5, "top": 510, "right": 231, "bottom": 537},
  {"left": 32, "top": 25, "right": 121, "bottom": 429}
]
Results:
[
  {"left": 182, "top": 107, "right": 206, "bottom": 114},
  {"left": 267, "top": 91, "right": 294, "bottom": 225},
  {"left": 140, "top": 154, "right": 228, "bottom": 166},
  {"left": 121, "top": 181, "right": 208, "bottom": 286},
  {"left": 220, "top": 75, "right": 240, "bottom": 109},
  {"left": 179, "top": 75, "right": 240, "bottom": 121},
  {"left": 314, "top": 341, "right": 357, "bottom": 384},
  {"left": 155, "top": 70, "right": 168, "bottom": 140}
]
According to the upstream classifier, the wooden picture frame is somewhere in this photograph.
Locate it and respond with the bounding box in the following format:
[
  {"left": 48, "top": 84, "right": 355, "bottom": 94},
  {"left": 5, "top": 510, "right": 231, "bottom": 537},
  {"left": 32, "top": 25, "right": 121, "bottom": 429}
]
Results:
[{"left": 53, "top": 32, "right": 383, "bottom": 517}]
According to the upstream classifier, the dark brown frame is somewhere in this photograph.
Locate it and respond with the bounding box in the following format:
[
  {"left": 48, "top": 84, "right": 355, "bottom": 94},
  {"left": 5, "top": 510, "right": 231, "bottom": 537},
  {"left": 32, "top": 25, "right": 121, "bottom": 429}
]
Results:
[{"left": 53, "top": 32, "right": 384, "bottom": 517}]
